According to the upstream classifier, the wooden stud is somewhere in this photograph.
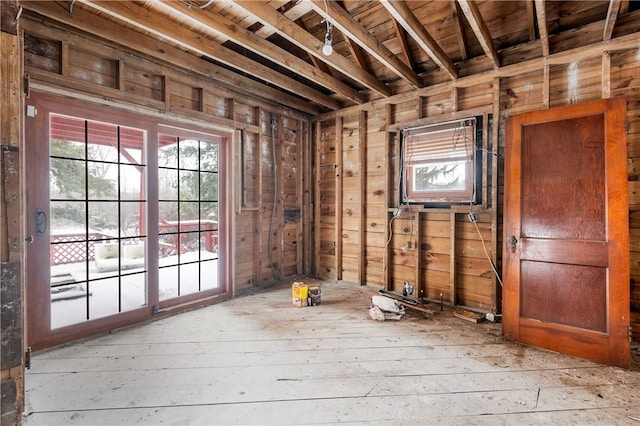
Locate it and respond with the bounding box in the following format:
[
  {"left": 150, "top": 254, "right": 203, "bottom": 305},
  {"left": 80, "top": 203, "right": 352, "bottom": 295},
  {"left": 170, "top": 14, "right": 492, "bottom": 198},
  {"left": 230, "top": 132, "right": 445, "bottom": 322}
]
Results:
[
  {"left": 276, "top": 112, "right": 284, "bottom": 279},
  {"left": 602, "top": 51, "right": 611, "bottom": 99},
  {"left": 61, "top": 40, "right": 69, "bottom": 77},
  {"left": 336, "top": 115, "right": 343, "bottom": 281},
  {"left": 302, "top": 120, "right": 313, "bottom": 276},
  {"left": 359, "top": 110, "right": 367, "bottom": 285},
  {"left": 416, "top": 96, "right": 424, "bottom": 119},
  {"left": 256, "top": 109, "right": 264, "bottom": 285},
  {"left": 314, "top": 121, "right": 322, "bottom": 276},
  {"left": 414, "top": 210, "right": 422, "bottom": 298},
  {"left": 117, "top": 60, "right": 124, "bottom": 92},
  {"left": 384, "top": 104, "right": 393, "bottom": 290},
  {"left": 296, "top": 119, "right": 304, "bottom": 276},
  {"left": 491, "top": 78, "right": 500, "bottom": 313},
  {"left": 482, "top": 110, "right": 490, "bottom": 209},
  {"left": 449, "top": 211, "right": 457, "bottom": 306},
  {"left": 451, "top": 86, "right": 459, "bottom": 113},
  {"left": 542, "top": 63, "right": 550, "bottom": 108}
]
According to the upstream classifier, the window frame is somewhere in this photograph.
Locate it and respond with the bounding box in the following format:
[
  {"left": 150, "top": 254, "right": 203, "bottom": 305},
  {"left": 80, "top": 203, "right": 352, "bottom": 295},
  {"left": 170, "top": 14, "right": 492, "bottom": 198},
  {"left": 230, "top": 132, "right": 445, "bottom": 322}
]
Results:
[{"left": 401, "top": 116, "right": 483, "bottom": 205}]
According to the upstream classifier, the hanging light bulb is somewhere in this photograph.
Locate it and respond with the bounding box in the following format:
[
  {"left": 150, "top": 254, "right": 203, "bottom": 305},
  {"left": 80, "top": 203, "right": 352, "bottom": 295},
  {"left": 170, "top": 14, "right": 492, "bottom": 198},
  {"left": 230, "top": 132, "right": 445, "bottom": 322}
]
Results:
[{"left": 322, "top": 21, "right": 333, "bottom": 56}]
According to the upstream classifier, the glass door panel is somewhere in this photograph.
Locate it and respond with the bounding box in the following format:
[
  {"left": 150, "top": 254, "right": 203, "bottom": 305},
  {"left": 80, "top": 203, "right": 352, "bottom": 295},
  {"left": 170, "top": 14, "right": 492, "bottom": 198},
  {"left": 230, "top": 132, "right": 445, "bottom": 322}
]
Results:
[
  {"left": 158, "top": 136, "right": 219, "bottom": 301},
  {"left": 49, "top": 114, "right": 147, "bottom": 329}
]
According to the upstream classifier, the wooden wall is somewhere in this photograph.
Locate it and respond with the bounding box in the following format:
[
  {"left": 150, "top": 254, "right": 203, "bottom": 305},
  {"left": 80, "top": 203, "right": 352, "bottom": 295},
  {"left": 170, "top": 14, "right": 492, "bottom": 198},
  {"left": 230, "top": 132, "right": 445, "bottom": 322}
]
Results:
[
  {"left": 21, "top": 13, "right": 311, "bottom": 297},
  {"left": 314, "top": 40, "right": 640, "bottom": 339},
  {"left": 1, "top": 1, "right": 24, "bottom": 423}
]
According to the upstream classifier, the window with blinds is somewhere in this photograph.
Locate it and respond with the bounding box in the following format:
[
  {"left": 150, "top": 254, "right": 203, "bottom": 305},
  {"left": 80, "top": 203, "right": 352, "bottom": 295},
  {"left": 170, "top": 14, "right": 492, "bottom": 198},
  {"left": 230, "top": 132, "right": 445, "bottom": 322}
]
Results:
[{"left": 401, "top": 117, "right": 481, "bottom": 204}]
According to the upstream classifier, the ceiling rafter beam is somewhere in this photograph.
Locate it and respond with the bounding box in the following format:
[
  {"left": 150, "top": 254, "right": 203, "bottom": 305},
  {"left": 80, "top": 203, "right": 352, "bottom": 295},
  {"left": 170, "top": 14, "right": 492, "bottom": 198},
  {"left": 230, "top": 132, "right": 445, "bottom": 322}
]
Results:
[
  {"left": 526, "top": 0, "right": 536, "bottom": 40},
  {"left": 534, "top": 0, "right": 550, "bottom": 57},
  {"left": 604, "top": 0, "right": 622, "bottom": 41},
  {"left": 451, "top": 0, "right": 468, "bottom": 61},
  {"left": 158, "top": 1, "right": 365, "bottom": 104},
  {"left": 380, "top": 0, "right": 457, "bottom": 80},
  {"left": 232, "top": 1, "right": 390, "bottom": 96},
  {"left": 335, "top": 1, "right": 372, "bottom": 75},
  {"left": 456, "top": 0, "right": 500, "bottom": 68},
  {"left": 77, "top": 0, "right": 340, "bottom": 110},
  {"left": 391, "top": 18, "right": 415, "bottom": 71},
  {"left": 308, "top": 0, "right": 422, "bottom": 88},
  {"left": 21, "top": 1, "right": 321, "bottom": 115}
]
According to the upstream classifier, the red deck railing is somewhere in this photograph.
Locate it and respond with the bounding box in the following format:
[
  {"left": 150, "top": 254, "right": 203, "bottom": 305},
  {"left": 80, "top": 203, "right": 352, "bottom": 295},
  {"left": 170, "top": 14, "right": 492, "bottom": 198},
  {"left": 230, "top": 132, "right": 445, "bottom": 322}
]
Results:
[{"left": 51, "top": 221, "right": 218, "bottom": 265}]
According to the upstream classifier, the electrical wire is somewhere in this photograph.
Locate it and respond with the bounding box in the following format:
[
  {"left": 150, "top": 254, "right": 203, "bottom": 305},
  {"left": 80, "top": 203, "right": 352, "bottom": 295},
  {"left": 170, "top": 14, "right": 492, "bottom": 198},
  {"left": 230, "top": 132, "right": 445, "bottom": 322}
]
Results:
[
  {"left": 470, "top": 215, "right": 503, "bottom": 287},
  {"left": 267, "top": 113, "right": 280, "bottom": 281},
  {"left": 180, "top": 0, "right": 215, "bottom": 9},
  {"left": 383, "top": 213, "right": 398, "bottom": 291}
]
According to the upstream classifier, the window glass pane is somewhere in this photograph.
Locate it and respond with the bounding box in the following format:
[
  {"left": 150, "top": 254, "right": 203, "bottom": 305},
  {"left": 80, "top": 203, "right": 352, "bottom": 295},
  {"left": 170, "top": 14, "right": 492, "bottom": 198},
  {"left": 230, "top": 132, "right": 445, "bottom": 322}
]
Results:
[
  {"left": 159, "top": 168, "right": 179, "bottom": 200},
  {"left": 179, "top": 201, "right": 200, "bottom": 222},
  {"left": 200, "top": 141, "right": 218, "bottom": 172},
  {"left": 179, "top": 139, "right": 199, "bottom": 170},
  {"left": 87, "top": 121, "right": 119, "bottom": 162},
  {"left": 121, "top": 202, "right": 146, "bottom": 237},
  {"left": 179, "top": 170, "right": 200, "bottom": 201},
  {"left": 87, "top": 160, "right": 117, "bottom": 200},
  {"left": 50, "top": 200, "right": 86, "bottom": 235},
  {"left": 159, "top": 201, "right": 179, "bottom": 228},
  {"left": 413, "top": 161, "right": 466, "bottom": 191},
  {"left": 50, "top": 158, "right": 86, "bottom": 200},
  {"left": 120, "top": 164, "right": 143, "bottom": 200},
  {"left": 50, "top": 115, "right": 86, "bottom": 160},
  {"left": 158, "top": 135, "right": 178, "bottom": 168},
  {"left": 120, "top": 127, "right": 145, "bottom": 165},
  {"left": 88, "top": 201, "right": 119, "bottom": 237},
  {"left": 200, "top": 172, "right": 218, "bottom": 201}
]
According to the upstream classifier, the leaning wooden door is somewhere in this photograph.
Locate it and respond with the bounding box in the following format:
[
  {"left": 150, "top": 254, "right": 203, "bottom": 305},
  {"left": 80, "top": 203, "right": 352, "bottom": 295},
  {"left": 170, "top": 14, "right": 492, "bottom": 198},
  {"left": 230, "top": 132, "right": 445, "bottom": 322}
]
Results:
[{"left": 503, "top": 97, "right": 630, "bottom": 368}]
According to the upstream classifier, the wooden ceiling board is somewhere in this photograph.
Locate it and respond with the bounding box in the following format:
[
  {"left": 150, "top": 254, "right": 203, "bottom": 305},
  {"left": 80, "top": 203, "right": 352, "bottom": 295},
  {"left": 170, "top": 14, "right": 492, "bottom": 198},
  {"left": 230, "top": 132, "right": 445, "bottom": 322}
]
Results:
[{"left": 20, "top": 0, "right": 640, "bottom": 114}]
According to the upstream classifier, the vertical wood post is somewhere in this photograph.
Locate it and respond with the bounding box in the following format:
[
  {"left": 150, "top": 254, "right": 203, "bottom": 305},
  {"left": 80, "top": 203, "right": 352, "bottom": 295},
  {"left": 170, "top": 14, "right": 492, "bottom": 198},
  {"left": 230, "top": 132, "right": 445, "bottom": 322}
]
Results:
[
  {"left": 449, "top": 211, "right": 457, "bottom": 306},
  {"left": 296, "top": 120, "right": 303, "bottom": 275},
  {"left": 542, "top": 63, "right": 550, "bottom": 108},
  {"left": 1, "top": 1, "right": 25, "bottom": 423},
  {"left": 414, "top": 209, "right": 422, "bottom": 299},
  {"left": 359, "top": 111, "right": 367, "bottom": 285},
  {"left": 491, "top": 78, "right": 501, "bottom": 313},
  {"left": 602, "top": 51, "right": 611, "bottom": 99},
  {"left": 384, "top": 104, "right": 392, "bottom": 290},
  {"left": 302, "top": 119, "right": 313, "bottom": 276},
  {"left": 335, "top": 116, "right": 343, "bottom": 280},
  {"left": 314, "top": 121, "right": 321, "bottom": 276}
]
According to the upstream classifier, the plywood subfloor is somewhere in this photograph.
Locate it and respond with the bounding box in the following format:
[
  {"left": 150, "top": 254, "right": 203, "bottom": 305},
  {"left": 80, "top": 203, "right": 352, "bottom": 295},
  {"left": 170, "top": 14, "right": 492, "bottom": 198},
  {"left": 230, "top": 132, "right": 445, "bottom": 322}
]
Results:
[{"left": 25, "top": 279, "right": 640, "bottom": 425}]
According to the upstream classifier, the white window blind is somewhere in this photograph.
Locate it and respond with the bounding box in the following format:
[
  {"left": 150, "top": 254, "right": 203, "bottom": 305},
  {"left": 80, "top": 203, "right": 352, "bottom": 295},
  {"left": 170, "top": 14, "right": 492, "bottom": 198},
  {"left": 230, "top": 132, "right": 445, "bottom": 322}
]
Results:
[{"left": 403, "top": 119, "right": 475, "bottom": 164}]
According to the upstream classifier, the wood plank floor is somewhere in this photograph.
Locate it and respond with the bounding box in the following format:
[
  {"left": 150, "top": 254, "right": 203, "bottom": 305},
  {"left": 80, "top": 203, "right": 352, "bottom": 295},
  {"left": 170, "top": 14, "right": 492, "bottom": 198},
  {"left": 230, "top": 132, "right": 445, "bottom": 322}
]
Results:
[{"left": 25, "top": 279, "right": 640, "bottom": 425}]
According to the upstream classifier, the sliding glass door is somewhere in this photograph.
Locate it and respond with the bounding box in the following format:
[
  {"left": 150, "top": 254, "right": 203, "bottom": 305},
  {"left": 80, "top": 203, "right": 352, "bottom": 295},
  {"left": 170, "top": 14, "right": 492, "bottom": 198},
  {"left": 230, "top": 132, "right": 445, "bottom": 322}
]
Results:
[{"left": 25, "top": 93, "right": 229, "bottom": 349}]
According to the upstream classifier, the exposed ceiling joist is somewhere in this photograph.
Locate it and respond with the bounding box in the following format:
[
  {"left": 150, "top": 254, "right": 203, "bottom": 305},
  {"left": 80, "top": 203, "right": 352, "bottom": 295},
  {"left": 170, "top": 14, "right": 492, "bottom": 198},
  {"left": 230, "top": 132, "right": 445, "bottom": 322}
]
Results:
[
  {"left": 254, "top": 1, "right": 312, "bottom": 38},
  {"left": 604, "top": 0, "right": 622, "bottom": 40},
  {"left": 391, "top": 18, "right": 416, "bottom": 71},
  {"left": 231, "top": 1, "right": 391, "bottom": 97},
  {"left": 526, "top": 0, "right": 536, "bottom": 41},
  {"left": 158, "top": 1, "right": 365, "bottom": 105},
  {"left": 335, "top": 1, "right": 373, "bottom": 76},
  {"left": 450, "top": 0, "right": 469, "bottom": 61},
  {"left": 380, "top": 0, "right": 458, "bottom": 80},
  {"left": 308, "top": 0, "right": 423, "bottom": 88},
  {"left": 534, "top": 0, "right": 550, "bottom": 57},
  {"left": 457, "top": 0, "right": 500, "bottom": 68},
  {"left": 21, "top": 1, "right": 321, "bottom": 115},
  {"left": 78, "top": 0, "right": 341, "bottom": 110}
]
